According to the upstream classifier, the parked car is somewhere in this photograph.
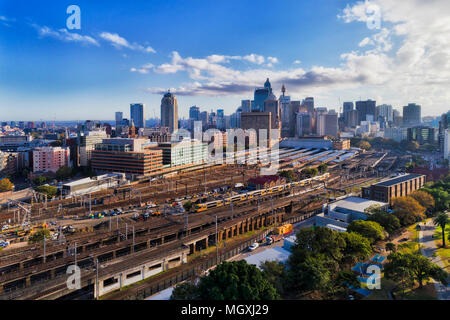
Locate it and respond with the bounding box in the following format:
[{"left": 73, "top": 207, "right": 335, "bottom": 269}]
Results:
[{"left": 248, "top": 242, "right": 259, "bottom": 252}]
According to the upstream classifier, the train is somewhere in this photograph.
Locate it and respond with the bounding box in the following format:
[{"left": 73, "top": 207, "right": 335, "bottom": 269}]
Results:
[{"left": 193, "top": 173, "right": 330, "bottom": 213}]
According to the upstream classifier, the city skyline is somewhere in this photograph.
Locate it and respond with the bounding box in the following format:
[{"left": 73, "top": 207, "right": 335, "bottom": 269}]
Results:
[{"left": 1, "top": 0, "right": 450, "bottom": 120}]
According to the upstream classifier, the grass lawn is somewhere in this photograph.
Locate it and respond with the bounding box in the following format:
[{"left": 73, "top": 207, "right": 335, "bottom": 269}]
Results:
[
  {"left": 433, "top": 224, "right": 450, "bottom": 269},
  {"left": 362, "top": 277, "right": 396, "bottom": 300}
]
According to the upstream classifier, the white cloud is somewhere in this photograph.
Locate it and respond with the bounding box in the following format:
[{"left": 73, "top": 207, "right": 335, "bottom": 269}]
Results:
[
  {"left": 99, "top": 32, "right": 156, "bottom": 53},
  {"left": 130, "top": 63, "right": 154, "bottom": 74},
  {"left": 293, "top": 60, "right": 302, "bottom": 64},
  {"left": 32, "top": 24, "right": 99, "bottom": 46},
  {"left": 243, "top": 54, "right": 265, "bottom": 65}
]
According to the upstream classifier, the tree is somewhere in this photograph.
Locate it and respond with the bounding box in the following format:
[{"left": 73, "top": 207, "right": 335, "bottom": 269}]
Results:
[
  {"left": 260, "top": 260, "right": 287, "bottom": 295},
  {"left": 35, "top": 185, "right": 58, "bottom": 198},
  {"left": 433, "top": 213, "right": 449, "bottom": 248},
  {"left": 406, "top": 141, "right": 420, "bottom": 152},
  {"left": 28, "top": 229, "right": 51, "bottom": 244},
  {"left": 56, "top": 166, "right": 73, "bottom": 181},
  {"left": 366, "top": 207, "right": 401, "bottom": 237},
  {"left": 358, "top": 141, "right": 371, "bottom": 151},
  {"left": 317, "top": 164, "right": 328, "bottom": 174},
  {"left": 183, "top": 201, "right": 193, "bottom": 212},
  {"left": 301, "top": 167, "right": 319, "bottom": 178},
  {"left": 339, "top": 232, "right": 372, "bottom": 265},
  {"left": 410, "top": 191, "right": 435, "bottom": 212},
  {"left": 33, "top": 176, "right": 48, "bottom": 186},
  {"left": 347, "top": 220, "right": 385, "bottom": 244},
  {"left": 170, "top": 281, "right": 199, "bottom": 300},
  {"left": 384, "top": 252, "right": 448, "bottom": 289},
  {"left": 196, "top": 260, "right": 280, "bottom": 300},
  {"left": 385, "top": 242, "right": 397, "bottom": 253},
  {"left": 279, "top": 170, "right": 295, "bottom": 182},
  {"left": 0, "top": 178, "right": 14, "bottom": 192},
  {"left": 392, "top": 197, "right": 426, "bottom": 226}
]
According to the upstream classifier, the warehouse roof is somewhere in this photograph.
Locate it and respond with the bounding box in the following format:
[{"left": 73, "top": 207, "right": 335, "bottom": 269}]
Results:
[{"left": 374, "top": 174, "right": 424, "bottom": 187}]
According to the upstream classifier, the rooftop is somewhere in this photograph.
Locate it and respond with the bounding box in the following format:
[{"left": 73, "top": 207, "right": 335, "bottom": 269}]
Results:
[
  {"left": 330, "top": 196, "right": 388, "bottom": 213},
  {"left": 374, "top": 174, "right": 425, "bottom": 187}
]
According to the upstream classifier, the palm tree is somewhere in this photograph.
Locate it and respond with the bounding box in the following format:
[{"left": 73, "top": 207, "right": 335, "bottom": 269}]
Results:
[{"left": 433, "top": 213, "right": 449, "bottom": 248}]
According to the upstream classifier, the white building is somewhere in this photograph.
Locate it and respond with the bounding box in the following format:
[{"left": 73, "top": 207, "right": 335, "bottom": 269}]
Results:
[{"left": 315, "top": 196, "right": 389, "bottom": 231}]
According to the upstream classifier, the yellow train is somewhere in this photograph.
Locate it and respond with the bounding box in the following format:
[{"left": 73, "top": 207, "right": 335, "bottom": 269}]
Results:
[{"left": 194, "top": 173, "right": 329, "bottom": 213}]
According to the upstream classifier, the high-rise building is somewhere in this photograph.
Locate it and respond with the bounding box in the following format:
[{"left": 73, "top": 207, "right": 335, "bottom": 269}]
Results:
[
  {"left": 241, "top": 100, "right": 252, "bottom": 113},
  {"left": 279, "top": 85, "right": 291, "bottom": 138},
  {"left": 403, "top": 103, "right": 421, "bottom": 126},
  {"left": 253, "top": 78, "right": 272, "bottom": 112},
  {"left": 296, "top": 112, "right": 313, "bottom": 137},
  {"left": 356, "top": 100, "right": 376, "bottom": 124},
  {"left": 377, "top": 104, "right": 393, "bottom": 123},
  {"left": 200, "top": 111, "right": 209, "bottom": 127},
  {"left": 115, "top": 112, "right": 123, "bottom": 127},
  {"left": 130, "top": 104, "right": 145, "bottom": 128},
  {"left": 160, "top": 91, "right": 179, "bottom": 133},
  {"left": 444, "top": 129, "right": 450, "bottom": 160},
  {"left": 302, "top": 97, "right": 315, "bottom": 114},
  {"left": 343, "top": 102, "right": 354, "bottom": 114},
  {"left": 407, "top": 126, "right": 436, "bottom": 145},
  {"left": 78, "top": 130, "right": 108, "bottom": 167},
  {"left": 317, "top": 113, "right": 338, "bottom": 137},
  {"left": 189, "top": 106, "right": 200, "bottom": 121},
  {"left": 438, "top": 111, "right": 450, "bottom": 154}
]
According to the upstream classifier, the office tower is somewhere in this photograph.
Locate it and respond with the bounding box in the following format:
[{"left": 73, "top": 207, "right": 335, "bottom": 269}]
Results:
[
  {"left": 407, "top": 127, "right": 436, "bottom": 145},
  {"left": 264, "top": 94, "right": 281, "bottom": 141},
  {"left": 160, "top": 91, "right": 179, "bottom": 133},
  {"left": 444, "top": 129, "right": 450, "bottom": 160},
  {"left": 130, "top": 103, "right": 145, "bottom": 128},
  {"left": 216, "top": 109, "right": 225, "bottom": 130},
  {"left": 343, "top": 102, "right": 354, "bottom": 114},
  {"left": 78, "top": 130, "right": 108, "bottom": 167},
  {"left": 288, "top": 101, "right": 302, "bottom": 137},
  {"left": 189, "top": 106, "right": 200, "bottom": 121},
  {"left": 296, "top": 112, "right": 313, "bottom": 136},
  {"left": 241, "top": 112, "right": 273, "bottom": 148},
  {"left": 403, "top": 103, "right": 421, "bottom": 126},
  {"left": 241, "top": 100, "right": 252, "bottom": 113},
  {"left": 377, "top": 104, "right": 393, "bottom": 122},
  {"left": 439, "top": 111, "right": 450, "bottom": 154},
  {"left": 393, "top": 109, "right": 402, "bottom": 126},
  {"left": 302, "top": 97, "right": 315, "bottom": 114},
  {"left": 317, "top": 113, "right": 338, "bottom": 137},
  {"left": 252, "top": 78, "right": 272, "bottom": 112},
  {"left": 356, "top": 100, "right": 376, "bottom": 124},
  {"left": 115, "top": 112, "right": 123, "bottom": 127},
  {"left": 200, "top": 111, "right": 209, "bottom": 127}
]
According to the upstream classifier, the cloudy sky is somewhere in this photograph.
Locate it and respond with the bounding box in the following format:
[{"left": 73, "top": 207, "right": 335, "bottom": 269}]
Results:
[{"left": 1, "top": 0, "right": 449, "bottom": 121}]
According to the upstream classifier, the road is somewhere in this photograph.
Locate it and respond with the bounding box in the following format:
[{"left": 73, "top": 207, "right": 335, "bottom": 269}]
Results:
[{"left": 419, "top": 214, "right": 450, "bottom": 300}]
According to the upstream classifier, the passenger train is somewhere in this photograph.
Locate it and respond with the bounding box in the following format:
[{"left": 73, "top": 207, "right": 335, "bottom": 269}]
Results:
[{"left": 194, "top": 173, "right": 330, "bottom": 212}]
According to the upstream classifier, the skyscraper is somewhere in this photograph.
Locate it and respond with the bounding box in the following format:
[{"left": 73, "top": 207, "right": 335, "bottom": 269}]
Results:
[
  {"left": 377, "top": 104, "right": 393, "bottom": 123},
  {"left": 356, "top": 100, "right": 376, "bottom": 124},
  {"left": 439, "top": 111, "right": 450, "bottom": 154},
  {"left": 403, "top": 103, "right": 421, "bottom": 126},
  {"left": 115, "top": 112, "right": 123, "bottom": 127},
  {"left": 189, "top": 106, "right": 200, "bottom": 121},
  {"left": 302, "top": 97, "right": 315, "bottom": 114},
  {"left": 130, "top": 104, "right": 145, "bottom": 128},
  {"left": 252, "top": 78, "right": 272, "bottom": 112},
  {"left": 161, "top": 91, "right": 179, "bottom": 133}
]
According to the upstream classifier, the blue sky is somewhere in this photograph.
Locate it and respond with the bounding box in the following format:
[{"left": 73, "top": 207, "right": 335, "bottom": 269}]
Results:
[{"left": 1, "top": 0, "right": 449, "bottom": 121}]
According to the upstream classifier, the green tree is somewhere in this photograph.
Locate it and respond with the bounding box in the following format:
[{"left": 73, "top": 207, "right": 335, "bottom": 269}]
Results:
[
  {"left": 35, "top": 185, "right": 58, "bottom": 198},
  {"left": 384, "top": 252, "right": 448, "bottom": 289},
  {"left": 0, "top": 178, "right": 14, "bottom": 192},
  {"left": 385, "top": 242, "right": 397, "bottom": 253},
  {"left": 28, "top": 229, "right": 51, "bottom": 244},
  {"left": 260, "top": 260, "right": 287, "bottom": 295},
  {"left": 301, "top": 167, "right": 319, "bottom": 178},
  {"left": 339, "top": 232, "right": 372, "bottom": 265},
  {"left": 170, "top": 281, "right": 199, "bottom": 300},
  {"left": 433, "top": 213, "right": 449, "bottom": 248},
  {"left": 33, "top": 176, "right": 48, "bottom": 186},
  {"left": 317, "top": 164, "right": 328, "bottom": 174},
  {"left": 366, "top": 207, "right": 401, "bottom": 237},
  {"left": 183, "top": 201, "right": 193, "bottom": 212},
  {"left": 347, "top": 220, "right": 385, "bottom": 244},
  {"left": 56, "top": 166, "right": 73, "bottom": 181},
  {"left": 392, "top": 197, "right": 426, "bottom": 226},
  {"left": 196, "top": 261, "right": 280, "bottom": 300},
  {"left": 279, "top": 170, "right": 295, "bottom": 182}
]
